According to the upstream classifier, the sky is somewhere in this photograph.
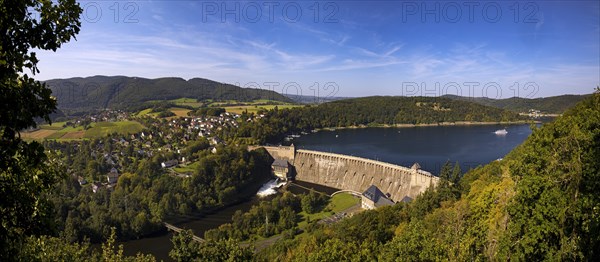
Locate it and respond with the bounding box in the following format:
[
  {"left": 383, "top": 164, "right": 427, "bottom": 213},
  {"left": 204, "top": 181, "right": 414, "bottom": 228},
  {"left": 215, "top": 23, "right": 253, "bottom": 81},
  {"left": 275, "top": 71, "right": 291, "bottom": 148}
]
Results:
[{"left": 36, "top": 0, "right": 600, "bottom": 99}]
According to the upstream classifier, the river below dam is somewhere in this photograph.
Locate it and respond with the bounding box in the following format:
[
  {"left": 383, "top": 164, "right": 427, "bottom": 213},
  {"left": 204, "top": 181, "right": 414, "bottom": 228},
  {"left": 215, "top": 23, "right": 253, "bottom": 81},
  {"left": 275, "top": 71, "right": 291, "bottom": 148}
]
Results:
[
  {"left": 120, "top": 198, "right": 257, "bottom": 261},
  {"left": 120, "top": 180, "right": 338, "bottom": 261}
]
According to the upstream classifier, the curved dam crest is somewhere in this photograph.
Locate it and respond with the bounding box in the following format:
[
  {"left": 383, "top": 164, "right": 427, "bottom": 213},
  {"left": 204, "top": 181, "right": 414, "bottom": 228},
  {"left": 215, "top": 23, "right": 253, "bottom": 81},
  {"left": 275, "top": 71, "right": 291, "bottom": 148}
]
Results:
[{"left": 250, "top": 145, "right": 439, "bottom": 202}]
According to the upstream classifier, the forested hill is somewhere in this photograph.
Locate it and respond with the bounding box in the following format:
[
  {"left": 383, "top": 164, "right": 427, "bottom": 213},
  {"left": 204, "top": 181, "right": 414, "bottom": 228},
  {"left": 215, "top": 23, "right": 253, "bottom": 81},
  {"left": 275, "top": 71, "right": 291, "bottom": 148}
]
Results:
[
  {"left": 311, "top": 96, "right": 524, "bottom": 126},
  {"left": 444, "top": 94, "right": 591, "bottom": 114},
  {"left": 44, "top": 76, "right": 293, "bottom": 115},
  {"left": 257, "top": 93, "right": 600, "bottom": 261},
  {"left": 238, "top": 96, "right": 525, "bottom": 144},
  {"left": 284, "top": 94, "right": 348, "bottom": 104}
]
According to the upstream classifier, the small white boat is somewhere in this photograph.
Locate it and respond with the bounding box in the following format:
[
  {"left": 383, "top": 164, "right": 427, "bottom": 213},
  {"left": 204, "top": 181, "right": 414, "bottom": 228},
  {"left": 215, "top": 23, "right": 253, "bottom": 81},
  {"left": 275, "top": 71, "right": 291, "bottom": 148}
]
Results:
[
  {"left": 335, "top": 135, "right": 339, "bottom": 138},
  {"left": 494, "top": 129, "right": 508, "bottom": 135}
]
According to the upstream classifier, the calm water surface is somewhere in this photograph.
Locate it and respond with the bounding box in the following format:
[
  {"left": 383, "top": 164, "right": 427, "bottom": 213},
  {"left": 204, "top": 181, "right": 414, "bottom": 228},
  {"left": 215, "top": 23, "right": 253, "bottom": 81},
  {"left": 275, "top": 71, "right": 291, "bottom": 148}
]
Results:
[{"left": 289, "top": 124, "right": 535, "bottom": 175}]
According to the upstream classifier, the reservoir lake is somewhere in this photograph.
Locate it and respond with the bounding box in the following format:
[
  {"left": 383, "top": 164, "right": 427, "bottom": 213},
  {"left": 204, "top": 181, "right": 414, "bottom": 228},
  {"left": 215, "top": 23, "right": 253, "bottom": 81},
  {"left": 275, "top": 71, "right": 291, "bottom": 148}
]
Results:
[{"left": 288, "top": 124, "right": 535, "bottom": 175}]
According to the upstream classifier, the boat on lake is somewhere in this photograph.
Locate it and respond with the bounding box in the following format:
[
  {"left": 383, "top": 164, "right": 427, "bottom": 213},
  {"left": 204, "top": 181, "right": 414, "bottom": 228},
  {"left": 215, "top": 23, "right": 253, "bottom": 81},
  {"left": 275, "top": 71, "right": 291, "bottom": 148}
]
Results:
[{"left": 494, "top": 129, "right": 508, "bottom": 135}]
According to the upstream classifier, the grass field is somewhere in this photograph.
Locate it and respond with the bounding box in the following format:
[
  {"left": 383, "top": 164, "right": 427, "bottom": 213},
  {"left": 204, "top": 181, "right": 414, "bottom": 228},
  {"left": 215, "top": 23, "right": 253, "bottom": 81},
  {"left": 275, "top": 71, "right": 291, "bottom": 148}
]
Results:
[
  {"left": 83, "top": 121, "right": 144, "bottom": 138},
  {"left": 45, "top": 131, "right": 66, "bottom": 139},
  {"left": 21, "top": 129, "right": 58, "bottom": 139},
  {"left": 329, "top": 193, "right": 361, "bottom": 212},
  {"left": 207, "top": 100, "right": 239, "bottom": 107},
  {"left": 142, "top": 98, "right": 299, "bottom": 114},
  {"left": 297, "top": 193, "right": 360, "bottom": 228},
  {"left": 169, "top": 107, "right": 191, "bottom": 117},
  {"left": 170, "top": 97, "right": 203, "bottom": 108},
  {"left": 209, "top": 99, "right": 295, "bottom": 107},
  {"left": 223, "top": 104, "right": 301, "bottom": 114},
  {"left": 59, "top": 124, "right": 86, "bottom": 132},
  {"left": 22, "top": 121, "right": 145, "bottom": 140},
  {"left": 250, "top": 99, "right": 292, "bottom": 104},
  {"left": 136, "top": 108, "right": 154, "bottom": 117},
  {"left": 137, "top": 107, "right": 190, "bottom": 118},
  {"left": 60, "top": 131, "right": 86, "bottom": 139},
  {"left": 173, "top": 161, "right": 200, "bottom": 173},
  {"left": 40, "top": 121, "right": 67, "bottom": 130}
]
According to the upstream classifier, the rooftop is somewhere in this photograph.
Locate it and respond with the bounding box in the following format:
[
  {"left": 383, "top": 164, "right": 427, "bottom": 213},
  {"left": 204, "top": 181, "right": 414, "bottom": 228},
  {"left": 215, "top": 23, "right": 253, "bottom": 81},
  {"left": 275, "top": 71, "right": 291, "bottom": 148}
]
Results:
[
  {"left": 363, "top": 185, "right": 394, "bottom": 207},
  {"left": 272, "top": 159, "right": 289, "bottom": 168}
]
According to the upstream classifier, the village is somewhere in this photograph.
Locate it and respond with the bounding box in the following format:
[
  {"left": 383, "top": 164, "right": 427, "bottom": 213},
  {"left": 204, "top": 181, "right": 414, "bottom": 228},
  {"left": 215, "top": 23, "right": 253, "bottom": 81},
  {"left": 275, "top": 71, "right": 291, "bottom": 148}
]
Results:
[{"left": 69, "top": 109, "right": 266, "bottom": 193}]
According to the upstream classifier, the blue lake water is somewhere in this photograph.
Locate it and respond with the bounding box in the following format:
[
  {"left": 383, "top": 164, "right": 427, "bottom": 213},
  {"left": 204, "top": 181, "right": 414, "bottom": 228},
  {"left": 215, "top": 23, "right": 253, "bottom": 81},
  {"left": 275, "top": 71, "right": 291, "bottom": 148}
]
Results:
[{"left": 289, "top": 124, "right": 535, "bottom": 175}]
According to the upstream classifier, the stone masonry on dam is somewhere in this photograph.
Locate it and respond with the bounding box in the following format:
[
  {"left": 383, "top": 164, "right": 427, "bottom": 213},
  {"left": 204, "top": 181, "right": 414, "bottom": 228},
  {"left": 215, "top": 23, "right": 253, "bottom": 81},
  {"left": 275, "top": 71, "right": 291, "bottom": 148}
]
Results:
[{"left": 253, "top": 145, "right": 439, "bottom": 202}]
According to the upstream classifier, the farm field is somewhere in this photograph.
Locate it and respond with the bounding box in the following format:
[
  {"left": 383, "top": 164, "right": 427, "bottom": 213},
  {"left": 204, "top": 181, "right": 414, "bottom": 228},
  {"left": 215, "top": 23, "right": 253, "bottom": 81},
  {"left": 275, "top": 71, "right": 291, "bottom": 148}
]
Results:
[
  {"left": 207, "top": 100, "right": 240, "bottom": 107},
  {"left": 83, "top": 121, "right": 144, "bottom": 138},
  {"left": 170, "top": 97, "right": 204, "bottom": 108},
  {"left": 223, "top": 104, "right": 301, "bottom": 114},
  {"left": 21, "top": 121, "right": 145, "bottom": 140},
  {"left": 20, "top": 129, "right": 58, "bottom": 139},
  {"left": 136, "top": 108, "right": 154, "bottom": 117},
  {"left": 137, "top": 107, "right": 190, "bottom": 118},
  {"left": 208, "top": 99, "right": 295, "bottom": 107},
  {"left": 169, "top": 107, "right": 191, "bottom": 117},
  {"left": 40, "top": 121, "right": 66, "bottom": 130},
  {"left": 60, "top": 131, "right": 86, "bottom": 139},
  {"left": 142, "top": 99, "right": 298, "bottom": 114}
]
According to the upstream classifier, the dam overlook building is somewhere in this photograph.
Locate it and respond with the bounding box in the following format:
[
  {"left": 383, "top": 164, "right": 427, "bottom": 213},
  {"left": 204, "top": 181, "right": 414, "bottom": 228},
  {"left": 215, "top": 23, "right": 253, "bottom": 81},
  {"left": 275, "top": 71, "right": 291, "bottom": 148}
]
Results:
[
  {"left": 251, "top": 145, "right": 439, "bottom": 202},
  {"left": 362, "top": 185, "right": 394, "bottom": 210},
  {"left": 271, "top": 159, "right": 292, "bottom": 181}
]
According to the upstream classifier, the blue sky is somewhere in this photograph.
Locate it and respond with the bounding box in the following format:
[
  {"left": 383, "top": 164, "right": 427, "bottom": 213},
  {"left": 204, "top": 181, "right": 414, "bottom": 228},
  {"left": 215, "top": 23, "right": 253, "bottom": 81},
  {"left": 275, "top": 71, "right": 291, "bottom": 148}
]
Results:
[{"left": 36, "top": 0, "right": 599, "bottom": 98}]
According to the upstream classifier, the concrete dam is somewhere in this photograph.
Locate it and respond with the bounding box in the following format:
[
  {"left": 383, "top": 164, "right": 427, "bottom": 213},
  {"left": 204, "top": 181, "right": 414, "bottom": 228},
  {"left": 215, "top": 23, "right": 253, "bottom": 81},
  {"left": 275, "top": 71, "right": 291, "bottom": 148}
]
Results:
[{"left": 251, "top": 145, "right": 439, "bottom": 202}]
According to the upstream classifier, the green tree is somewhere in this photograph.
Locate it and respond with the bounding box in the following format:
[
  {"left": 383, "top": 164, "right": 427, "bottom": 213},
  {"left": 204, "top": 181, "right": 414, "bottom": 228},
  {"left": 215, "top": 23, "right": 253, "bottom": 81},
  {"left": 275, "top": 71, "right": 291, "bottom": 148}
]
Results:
[
  {"left": 0, "top": 0, "right": 82, "bottom": 258},
  {"left": 197, "top": 239, "right": 253, "bottom": 262},
  {"left": 301, "top": 191, "right": 327, "bottom": 214},
  {"left": 101, "top": 227, "right": 156, "bottom": 262},
  {"left": 170, "top": 229, "right": 200, "bottom": 262},
  {"left": 19, "top": 235, "right": 94, "bottom": 262},
  {"left": 278, "top": 206, "right": 297, "bottom": 231}
]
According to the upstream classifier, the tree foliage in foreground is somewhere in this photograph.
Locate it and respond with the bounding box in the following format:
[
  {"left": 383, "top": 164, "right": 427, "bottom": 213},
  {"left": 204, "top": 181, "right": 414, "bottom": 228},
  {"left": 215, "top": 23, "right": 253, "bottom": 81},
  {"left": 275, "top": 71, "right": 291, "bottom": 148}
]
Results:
[
  {"left": 19, "top": 227, "right": 156, "bottom": 262},
  {"left": 0, "top": 0, "right": 82, "bottom": 259},
  {"left": 171, "top": 229, "right": 253, "bottom": 262}
]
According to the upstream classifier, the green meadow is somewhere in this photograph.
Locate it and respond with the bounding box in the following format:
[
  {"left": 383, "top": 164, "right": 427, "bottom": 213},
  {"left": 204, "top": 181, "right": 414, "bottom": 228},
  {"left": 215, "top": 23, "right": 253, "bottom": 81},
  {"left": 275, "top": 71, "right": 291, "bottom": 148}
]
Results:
[{"left": 21, "top": 121, "right": 144, "bottom": 140}]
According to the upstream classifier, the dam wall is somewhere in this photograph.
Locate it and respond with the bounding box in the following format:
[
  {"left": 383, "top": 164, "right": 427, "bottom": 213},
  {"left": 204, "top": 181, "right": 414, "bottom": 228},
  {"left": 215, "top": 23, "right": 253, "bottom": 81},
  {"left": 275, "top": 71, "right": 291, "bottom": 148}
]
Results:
[
  {"left": 249, "top": 145, "right": 438, "bottom": 202},
  {"left": 294, "top": 150, "right": 438, "bottom": 202},
  {"left": 248, "top": 145, "right": 296, "bottom": 163}
]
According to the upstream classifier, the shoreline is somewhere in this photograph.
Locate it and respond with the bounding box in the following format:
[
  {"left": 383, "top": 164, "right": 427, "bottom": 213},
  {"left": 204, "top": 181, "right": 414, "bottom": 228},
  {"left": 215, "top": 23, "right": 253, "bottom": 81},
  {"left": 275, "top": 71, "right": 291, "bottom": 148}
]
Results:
[{"left": 314, "top": 120, "right": 537, "bottom": 131}]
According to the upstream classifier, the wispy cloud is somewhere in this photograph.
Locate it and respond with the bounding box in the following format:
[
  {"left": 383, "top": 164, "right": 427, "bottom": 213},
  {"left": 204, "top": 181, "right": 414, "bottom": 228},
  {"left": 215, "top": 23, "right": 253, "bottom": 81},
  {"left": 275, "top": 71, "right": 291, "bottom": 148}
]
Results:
[{"left": 34, "top": 1, "right": 599, "bottom": 98}]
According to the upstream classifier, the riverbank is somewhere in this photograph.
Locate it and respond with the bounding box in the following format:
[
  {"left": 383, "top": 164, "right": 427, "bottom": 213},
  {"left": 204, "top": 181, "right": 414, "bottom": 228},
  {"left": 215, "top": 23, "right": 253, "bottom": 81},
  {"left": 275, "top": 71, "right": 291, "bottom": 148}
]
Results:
[
  {"left": 120, "top": 176, "right": 274, "bottom": 260},
  {"left": 313, "top": 120, "right": 537, "bottom": 132},
  {"left": 163, "top": 172, "right": 272, "bottom": 226}
]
